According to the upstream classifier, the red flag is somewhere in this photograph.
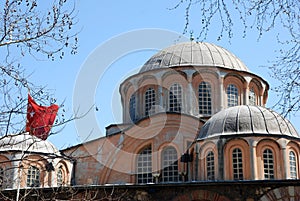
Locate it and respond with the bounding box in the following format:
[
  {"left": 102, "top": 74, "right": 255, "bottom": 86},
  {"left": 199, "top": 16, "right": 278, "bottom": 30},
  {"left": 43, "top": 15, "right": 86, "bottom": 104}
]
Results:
[{"left": 26, "top": 94, "right": 59, "bottom": 140}]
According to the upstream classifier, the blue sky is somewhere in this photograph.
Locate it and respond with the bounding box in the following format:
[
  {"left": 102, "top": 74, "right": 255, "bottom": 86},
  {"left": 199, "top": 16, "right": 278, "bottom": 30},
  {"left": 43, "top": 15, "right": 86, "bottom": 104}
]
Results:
[{"left": 24, "top": 1, "right": 299, "bottom": 149}]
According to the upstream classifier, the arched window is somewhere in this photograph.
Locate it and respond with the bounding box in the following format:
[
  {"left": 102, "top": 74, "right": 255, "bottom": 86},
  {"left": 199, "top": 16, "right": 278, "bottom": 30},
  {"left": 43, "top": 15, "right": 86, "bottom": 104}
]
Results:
[
  {"left": 169, "top": 84, "right": 182, "bottom": 112},
  {"left": 263, "top": 149, "right": 274, "bottom": 179},
  {"left": 227, "top": 84, "right": 239, "bottom": 107},
  {"left": 129, "top": 94, "right": 137, "bottom": 122},
  {"left": 289, "top": 151, "right": 297, "bottom": 179},
  {"left": 162, "top": 146, "right": 179, "bottom": 182},
  {"left": 198, "top": 82, "right": 212, "bottom": 115},
  {"left": 57, "top": 166, "right": 64, "bottom": 186},
  {"left": 232, "top": 148, "right": 243, "bottom": 180},
  {"left": 206, "top": 151, "right": 215, "bottom": 180},
  {"left": 27, "top": 166, "right": 40, "bottom": 187},
  {"left": 144, "top": 88, "right": 155, "bottom": 116},
  {"left": 136, "top": 146, "right": 152, "bottom": 184},
  {"left": 249, "top": 88, "right": 256, "bottom": 105}
]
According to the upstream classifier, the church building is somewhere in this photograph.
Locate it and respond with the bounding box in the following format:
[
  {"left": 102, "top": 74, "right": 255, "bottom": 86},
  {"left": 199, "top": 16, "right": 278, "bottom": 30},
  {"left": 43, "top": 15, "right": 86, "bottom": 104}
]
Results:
[{"left": 1, "top": 41, "right": 300, "bottom": 200}]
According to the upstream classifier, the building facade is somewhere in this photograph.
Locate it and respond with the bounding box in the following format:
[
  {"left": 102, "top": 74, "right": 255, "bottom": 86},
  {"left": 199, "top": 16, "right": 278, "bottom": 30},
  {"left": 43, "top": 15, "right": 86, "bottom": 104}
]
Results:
[
  {"left": 0, "top": 133, "right": 73, "bottom": 189},
  {"left": 1, "top": 41, "right": 300, "bottom": 200}
]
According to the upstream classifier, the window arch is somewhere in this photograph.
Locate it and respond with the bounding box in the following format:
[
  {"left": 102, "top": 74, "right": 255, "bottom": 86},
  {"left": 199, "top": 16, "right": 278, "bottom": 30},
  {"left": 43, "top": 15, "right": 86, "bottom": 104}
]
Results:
[
  {"left": 129, "top": 94, "right": 137, "bottom": 122},
  {"left": 232, "top": 148, "right": 243, "bottom": 180},
  {"left": 27, "top": 166, "right": 40, "bottom": 187},
  {"left": 144, "top": 88, "right": 156, "bottom": 116},
  {"left": 161, "top": 146, "right": 179, "bottom": 182},
  {"left": 169, "top": 83, "right": 182, "bottom": 112},
  {"left": 198, "top": 82, "right": 212, "bottom": 115},
  {"left": 263, "top": 149, "right": 274, "bottom": 179},
  {"left": 227, "top": 84, "right": 239, "bottom": 107},
  {"left": 289, "top": 151, "right": 297, "bottom": 179},
  {"left": 136, "top": 146, "right": 152, "bottom": 184},
  {"left": 249, "top": 88, "right": 256, "bottom": 105},
  {"left": 206, "top": 151, "right": 215, "bottom": 180}
]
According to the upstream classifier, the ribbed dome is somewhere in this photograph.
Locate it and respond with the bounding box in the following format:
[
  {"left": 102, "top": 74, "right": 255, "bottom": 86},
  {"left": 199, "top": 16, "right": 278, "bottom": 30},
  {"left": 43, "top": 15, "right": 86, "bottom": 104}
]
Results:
[
  {"left": 198, "top": 105, "right": 299, "bottom": 139},
  {"left": 140, "top": 41, "right": 249, "bottom": 73},
  {"left": 0, "top": 133, "right": 60, "bottom": 155}
]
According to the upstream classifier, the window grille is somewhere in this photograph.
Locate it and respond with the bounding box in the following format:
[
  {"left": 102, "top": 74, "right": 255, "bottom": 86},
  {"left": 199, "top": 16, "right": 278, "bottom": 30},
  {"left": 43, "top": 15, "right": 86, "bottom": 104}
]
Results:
[
  {"left": 136, "top": 146, "right": 152, "bottom": 184},
  {"left": 289, "top": 151, "right": 297, "bottom": 179},
  {"left": 145, "top": 88, "right": 155, "bottom": 116},
  {"left": 199, "top": 82, "right": 212, "bottom": 115},
  {"left": 232, "top": 148, "right": 243, "bottom": 180},
  {"left": 206, "top": 151, "right": 215, "bottom": 180},
  {"left": 162, "top": 147, "right": 179, "bottom": 182},
  {"left": 129, "top": 94, "right": 137, "bottom": 122},
  {"left": 249, "top": 88, "right": 256, "bottom": 105},
  {"left": 263, "top": 149, "right": 274, "bottom": 179},
  {"left": 27, "top": 166, "right": 40, "bottom": 187},
  {"left": 169, "top": 84, "right": 182, "bottom": 112},
  {"left": 57, "top": 167, "right": 63, "bottom": 186},
  {"left": 227, "top": 84, "right": 238, "bottom": 107}
]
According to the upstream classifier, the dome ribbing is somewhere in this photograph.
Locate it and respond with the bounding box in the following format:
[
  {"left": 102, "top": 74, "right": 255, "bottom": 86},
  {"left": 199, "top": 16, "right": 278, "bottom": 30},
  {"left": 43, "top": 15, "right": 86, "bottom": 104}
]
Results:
[
  {"left": 140, "top": 41, "right": 249, "bottom": 73},
  {"left": 0, "top": 133, "right": 60, "bottom": 155},
  {"left": 198, "top": 105, "right": 299, "bottom": 139}
]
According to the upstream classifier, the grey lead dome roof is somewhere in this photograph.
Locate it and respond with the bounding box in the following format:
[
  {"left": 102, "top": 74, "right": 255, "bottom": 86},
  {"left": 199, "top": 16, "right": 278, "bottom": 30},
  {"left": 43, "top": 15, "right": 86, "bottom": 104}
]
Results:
[
  {"left": 140, "top": 41, "right": 249, "bottom": 73},
  {"left": 198, "top": 105, "right": 299, "bottom": 139},
  {"left": 0, "top": 133, "right": 60, "bottom": 155}
]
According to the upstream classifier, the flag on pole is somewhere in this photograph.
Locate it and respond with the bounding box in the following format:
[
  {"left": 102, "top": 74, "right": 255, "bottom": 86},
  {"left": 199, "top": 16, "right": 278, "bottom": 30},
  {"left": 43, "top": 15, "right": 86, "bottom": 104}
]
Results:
[{"left": 26, "top": 94, "right": 59, "bottom": 140}]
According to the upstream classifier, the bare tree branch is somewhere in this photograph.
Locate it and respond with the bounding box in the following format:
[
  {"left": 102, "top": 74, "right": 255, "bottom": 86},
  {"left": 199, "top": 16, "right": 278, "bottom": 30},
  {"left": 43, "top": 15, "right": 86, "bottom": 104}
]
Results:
[
  {"left": 172, "top": 0, "right": 300, "bottom": 116},
  {"left": 0, "top": 0, "right": 79, "bottom": 136}
]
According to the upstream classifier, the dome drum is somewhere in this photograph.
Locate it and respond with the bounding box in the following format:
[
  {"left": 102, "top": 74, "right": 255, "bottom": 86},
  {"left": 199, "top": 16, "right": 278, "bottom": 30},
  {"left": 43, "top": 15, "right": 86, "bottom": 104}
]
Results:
[
  {"left": 0, "top": 133, "right": 73, "bottom": 189},
  {"left": 121, "top": 68, "right": 268, "bottom": 124},
  {"left": 120, "top": 41, "right": 269, "bottom": 124}
]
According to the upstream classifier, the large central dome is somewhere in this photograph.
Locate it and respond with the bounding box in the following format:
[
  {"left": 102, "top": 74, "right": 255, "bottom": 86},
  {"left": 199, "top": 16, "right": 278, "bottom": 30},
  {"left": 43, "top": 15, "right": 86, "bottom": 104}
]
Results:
[{"left": 140, "top": 41, "right": 249, "bottom": 73}]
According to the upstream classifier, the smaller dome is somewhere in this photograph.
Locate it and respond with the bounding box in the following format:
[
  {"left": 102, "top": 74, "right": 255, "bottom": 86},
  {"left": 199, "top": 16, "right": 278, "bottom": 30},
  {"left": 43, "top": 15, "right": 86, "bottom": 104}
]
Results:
[
  {"left": 0, "top": 133, "right": 60, "bottom": 155},
  {"left": 198, "top": 105, "right": 299, "bottom": 139},
  {"left": 140, "top": 41, "right": 249, "bottom": 73}
]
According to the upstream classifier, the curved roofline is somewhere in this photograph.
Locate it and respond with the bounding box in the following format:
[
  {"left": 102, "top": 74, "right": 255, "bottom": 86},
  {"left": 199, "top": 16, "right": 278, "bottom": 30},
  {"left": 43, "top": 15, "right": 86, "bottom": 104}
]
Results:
[
  {"left": 197, "top": 105, "right": 299, "bottom": 140},
  {"left": 139, "top": 41, "right": 250, "bottom": 73},
  {"left": 0, "top": 132, "right": 60, "bottom": 155},
  {"left": 0, "top": 149, "right": 71, "bottom": 160}
]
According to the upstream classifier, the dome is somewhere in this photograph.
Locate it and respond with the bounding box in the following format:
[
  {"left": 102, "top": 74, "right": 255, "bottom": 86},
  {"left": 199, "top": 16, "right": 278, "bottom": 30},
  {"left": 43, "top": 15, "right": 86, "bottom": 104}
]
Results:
[
  {"left": 198, "top": 105, "right": 299, "bottom": 139},
  {"left": 140, "top": 41, "right": 249, "bottom": 73},
  {"left": 0, "top": 133, "right": 60, "bottom": 155}
]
